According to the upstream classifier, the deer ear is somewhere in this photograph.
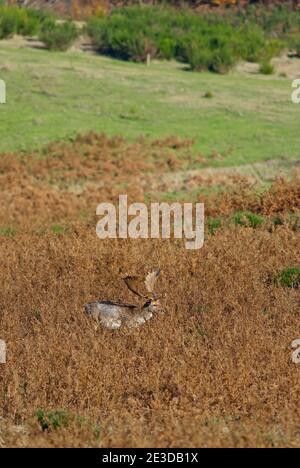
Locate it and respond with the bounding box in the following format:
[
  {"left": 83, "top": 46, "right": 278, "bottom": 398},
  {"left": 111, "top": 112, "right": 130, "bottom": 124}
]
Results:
[{"left": 145, "top": 269, "right": 160, "bottom": 293}]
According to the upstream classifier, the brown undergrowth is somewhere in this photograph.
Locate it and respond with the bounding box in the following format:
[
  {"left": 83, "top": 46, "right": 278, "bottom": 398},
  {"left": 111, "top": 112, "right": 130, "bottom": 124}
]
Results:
[
  {"left": 0, "top": 133, "right": 299, "bottom": 227},
  {"left": 0, "top": 133, "right": 300, "bottom": 447},
  {"left": 0, "top": 226, "right": 300, "bottom": 447}
]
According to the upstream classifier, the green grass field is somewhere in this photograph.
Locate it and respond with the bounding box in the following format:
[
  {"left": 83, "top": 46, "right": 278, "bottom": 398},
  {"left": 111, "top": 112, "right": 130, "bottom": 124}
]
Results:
[{"left": 0, "top": 44, "right": 299, "bottom": 168}]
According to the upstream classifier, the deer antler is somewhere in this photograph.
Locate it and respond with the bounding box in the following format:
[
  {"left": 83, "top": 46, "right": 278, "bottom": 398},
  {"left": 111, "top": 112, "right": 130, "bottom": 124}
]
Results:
[
  {"left": 123, "top": 276, "right": 145, "bottom": 298},
  {"left": 145, "top": 269, "right": 160, "bottom": 293}
]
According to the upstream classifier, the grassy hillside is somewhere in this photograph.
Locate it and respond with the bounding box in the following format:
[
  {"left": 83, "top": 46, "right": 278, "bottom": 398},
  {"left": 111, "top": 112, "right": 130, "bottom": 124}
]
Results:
[{"left": 0, "top": 43, "right": 299, "bottom": 167}]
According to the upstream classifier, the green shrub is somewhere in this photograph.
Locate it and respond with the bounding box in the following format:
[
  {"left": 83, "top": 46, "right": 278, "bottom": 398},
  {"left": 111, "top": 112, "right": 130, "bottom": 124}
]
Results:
[
  {"left": 87, "top": 13, "right": 157, "bottom": 61},
  {"left": 51, "top": 224, "right": 65, "bottom": 235},
  {"left": 272, "top": 215, "right": 284, "bottom": 227},
  {"left": 263, "top": 38, "right": 285, "bottom": 60},
  {"left": 157, "top": 37, "right": 177, "bottom": 60},
  {"left": 39, "top": 21, "right": 78, "bottom": 52},
  {"left": 180, "top": 35, "right": 237, "bottom": 73},
  {"left": 233, "top": 211, "right": 264, "bottom": 228},
  {"left": 277, "top": 268, "right": 300, "bottom": 289},
  {"left": 289, "top": 36, "right": 300, "bottom": 57},
  {"left": 0, "top": 6, "right": 54, "bottom": 39},
  {"left": 87, "top": 6, "right": 287, "bottom": 74},
  {"left": 0, "top": 6, "right": 19, "bottom": 38},
  {"left": 259, "top": 60, "right": 274, "bottom": 75},
  {"left": 36, "top": 409, "right": 69, "bottom": 432},
  {"left": 208, "top": 217, "right": 221, "bottom": 235},
  {"left": 0, "top": 225, "right": 16, "bottom": 237},
  {"left": 232, "top": 24, "right": 266, "bottom": 63},
  {"left": 88, "top": 7, "right": 234, "bottom": 71}
]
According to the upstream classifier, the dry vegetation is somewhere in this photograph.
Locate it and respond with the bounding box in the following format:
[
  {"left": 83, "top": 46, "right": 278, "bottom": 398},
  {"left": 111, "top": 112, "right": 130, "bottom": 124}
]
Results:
[
  {"left": 0, "top": 133, "right": 300, "bottom": 447},
  {"left": 0, "top": 133, "right": 299, "bottom": 227}
]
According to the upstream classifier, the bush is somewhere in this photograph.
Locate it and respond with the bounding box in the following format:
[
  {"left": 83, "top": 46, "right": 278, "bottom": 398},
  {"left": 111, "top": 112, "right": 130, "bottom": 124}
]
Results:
[
  {"left": 0, "top": 225, "right": 16, "bottom": 237},
  {"left": 277, "top": 268, "right": 300, "bottom": 288},
  {"left": 51, "top": 224, "right": 65, "bottom": 235},
  {"left": 87, "top": 6, "right": 287, "bottom": 74},
  {"left": 259, "top": 60, "right": 274, "bottom": 75},
  {"left": 289, "top": 36, "right": 300, "bottom": 57},
  {"left": 263, "top": 38, "right": 286, "bottom": 60},
  {"left": 208, "top": 217, "right": 221, "bottom": 235},
  {"left": 232, "top": 24, "right": 266, "bottom": 63},
  {"left": 36, "top": 409, "right": 69, "bottom": 432},
  {"left": 88, "top": 7, "right": 223, "bottom": 70},
  {"left": 39, "top": 22, "right": 79, "bottom": 52},
  {"left": 0, "top": 9, "right": 16, "bottom": 39},
  {"left": 233, "top": 211, "right": 264, "bottom": 228},
  {"left": 87, "top": 12, "right": 157, "bottom": 61},
  {"left": 272, "top": 215, "right": 284, "bottom": 226},
  {"left": 179, "top": 32, "right": 238, "bottom": 73},
  {"left": 0, "top": 6, "right": 54, "bottom": 39}
]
